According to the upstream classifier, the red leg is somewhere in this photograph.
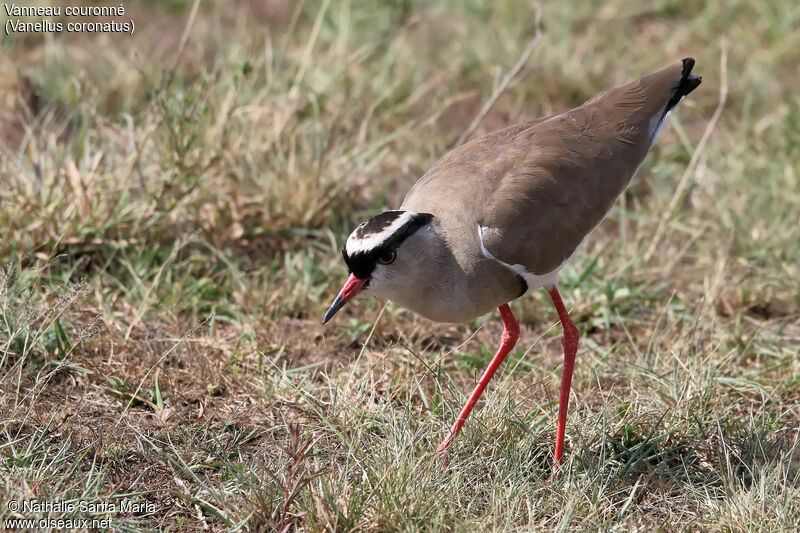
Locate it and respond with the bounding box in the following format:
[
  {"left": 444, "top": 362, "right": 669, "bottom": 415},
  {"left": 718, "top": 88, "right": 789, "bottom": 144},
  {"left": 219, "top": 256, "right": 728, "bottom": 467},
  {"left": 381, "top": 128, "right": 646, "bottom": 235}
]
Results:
[
  {"left": 547, "top": 285, "right": 579, "bottom": 471},
  {"left": 436, "top": 304, "right": 520, "bottom": 457}
]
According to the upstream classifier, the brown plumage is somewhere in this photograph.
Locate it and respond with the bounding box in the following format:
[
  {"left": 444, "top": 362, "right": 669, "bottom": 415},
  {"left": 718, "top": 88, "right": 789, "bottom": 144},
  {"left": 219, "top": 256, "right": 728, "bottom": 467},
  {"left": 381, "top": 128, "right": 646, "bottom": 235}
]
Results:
[
  {"left": 324, "top": 58, "right": 702, "bottom": 468},
  {"left": 403, "top": 59, "right": 698, "bottom": 278}
]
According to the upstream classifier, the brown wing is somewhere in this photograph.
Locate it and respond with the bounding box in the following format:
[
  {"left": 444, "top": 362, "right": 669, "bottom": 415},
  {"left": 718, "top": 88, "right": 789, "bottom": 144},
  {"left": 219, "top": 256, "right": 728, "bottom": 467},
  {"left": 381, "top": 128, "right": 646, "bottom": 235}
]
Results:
[
  {"left": 400, "top": 116, "right": 556, "bottom": 261},
  {"left": 403, "top": 60, "right": 700, "bottom": 275},
  {"left": 478, "top": 102, "right": 651, "bottom": 274},
  {"left": 479, "top": 60, "right": 698, "bottom": 274}
]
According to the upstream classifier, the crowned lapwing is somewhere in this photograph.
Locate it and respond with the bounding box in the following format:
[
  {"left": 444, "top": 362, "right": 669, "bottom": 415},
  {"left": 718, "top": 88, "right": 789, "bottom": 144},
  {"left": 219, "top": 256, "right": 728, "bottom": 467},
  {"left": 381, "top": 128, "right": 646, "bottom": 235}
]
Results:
[{"left": 323, "top": 59, "right": 702, "bottom": 468}]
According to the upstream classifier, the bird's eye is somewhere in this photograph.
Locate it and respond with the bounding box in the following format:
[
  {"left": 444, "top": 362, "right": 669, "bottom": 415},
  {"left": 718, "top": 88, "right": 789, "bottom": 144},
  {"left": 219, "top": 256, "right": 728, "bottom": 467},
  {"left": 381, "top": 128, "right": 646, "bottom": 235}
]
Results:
[{"left": 377, "top": 250, "right": 396, "bottom": 265}]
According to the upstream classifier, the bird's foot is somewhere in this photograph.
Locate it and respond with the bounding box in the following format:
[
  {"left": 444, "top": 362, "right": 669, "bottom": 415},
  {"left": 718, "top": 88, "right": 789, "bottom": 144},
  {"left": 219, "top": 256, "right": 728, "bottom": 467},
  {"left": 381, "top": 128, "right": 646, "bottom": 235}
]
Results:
[
  {"left": 549, "top": 458, "right": 565, "bottom": 481},
  {"left": 434, "top": 451, "right": 450, "bottom": 467},
  {"left": 434, "top": 435, "right": 453, "bottom": 466}
]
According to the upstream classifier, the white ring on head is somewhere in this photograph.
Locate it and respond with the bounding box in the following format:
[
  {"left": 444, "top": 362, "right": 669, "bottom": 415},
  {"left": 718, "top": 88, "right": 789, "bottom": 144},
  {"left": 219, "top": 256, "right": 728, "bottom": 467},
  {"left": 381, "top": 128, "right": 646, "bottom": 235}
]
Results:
[{"left": 345, "top": 211, "right": 418, "bottom": 255}]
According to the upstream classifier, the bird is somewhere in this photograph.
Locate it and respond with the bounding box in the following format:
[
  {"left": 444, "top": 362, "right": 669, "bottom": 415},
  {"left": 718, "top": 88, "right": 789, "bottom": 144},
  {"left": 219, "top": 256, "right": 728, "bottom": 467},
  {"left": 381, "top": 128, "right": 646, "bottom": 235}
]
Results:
[{"left": 322, "top": 59, "right": 702, "bottom": 469}]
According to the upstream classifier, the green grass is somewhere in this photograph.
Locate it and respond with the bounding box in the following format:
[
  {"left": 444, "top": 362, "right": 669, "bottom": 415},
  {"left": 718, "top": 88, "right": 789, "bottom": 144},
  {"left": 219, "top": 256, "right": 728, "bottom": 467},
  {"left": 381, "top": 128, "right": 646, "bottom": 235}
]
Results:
[{"left": 1, "top": 0, "right": 799, "bottom": 530}]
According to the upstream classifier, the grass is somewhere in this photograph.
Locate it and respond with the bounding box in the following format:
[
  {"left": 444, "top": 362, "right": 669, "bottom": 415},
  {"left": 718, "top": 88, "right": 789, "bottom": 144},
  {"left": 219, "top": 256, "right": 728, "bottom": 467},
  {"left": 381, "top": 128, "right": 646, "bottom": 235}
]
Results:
[{"left": 1, "top": 0, "right": 799, "bottom": 530}]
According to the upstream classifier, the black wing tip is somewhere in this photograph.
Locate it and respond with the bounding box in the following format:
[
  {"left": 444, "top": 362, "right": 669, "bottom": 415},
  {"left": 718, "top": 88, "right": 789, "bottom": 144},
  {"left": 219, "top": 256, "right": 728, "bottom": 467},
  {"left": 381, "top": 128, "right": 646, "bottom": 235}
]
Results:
[
  {"left": 681, "top": 57, "right": 695, "bottom": 76},
  {"left": 665, "top": 57, "right": 701, "bottom": 111},
  {"left": 679, "top": 57, "right": 702, "bottom": 95}
]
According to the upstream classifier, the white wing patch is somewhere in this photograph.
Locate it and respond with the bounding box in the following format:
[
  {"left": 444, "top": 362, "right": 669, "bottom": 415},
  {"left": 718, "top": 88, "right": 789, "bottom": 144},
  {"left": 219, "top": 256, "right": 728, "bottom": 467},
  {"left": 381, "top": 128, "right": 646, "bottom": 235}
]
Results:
[
  {"left": 345, "top": 211, "right": 418, "bottom": 255},
  {"left": 477, "top": 224, "right": 561, "bottom": 290},
  {"left": 649, "top": 95, "right": 684, "bottom": 142}
]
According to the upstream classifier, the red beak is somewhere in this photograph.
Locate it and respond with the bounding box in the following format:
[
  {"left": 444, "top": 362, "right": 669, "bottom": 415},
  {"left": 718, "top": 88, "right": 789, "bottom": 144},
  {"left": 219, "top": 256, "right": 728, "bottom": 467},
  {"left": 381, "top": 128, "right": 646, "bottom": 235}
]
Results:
[{"left": 322, "top": 274, "right": 370, "bottom": 324}]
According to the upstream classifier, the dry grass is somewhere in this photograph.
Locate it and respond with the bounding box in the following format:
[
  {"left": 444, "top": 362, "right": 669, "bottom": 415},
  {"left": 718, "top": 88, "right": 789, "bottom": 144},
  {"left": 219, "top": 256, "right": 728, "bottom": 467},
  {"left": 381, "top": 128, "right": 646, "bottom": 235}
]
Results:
[{"left": 1, "top": 0, "right": 799, "bottom": 531}]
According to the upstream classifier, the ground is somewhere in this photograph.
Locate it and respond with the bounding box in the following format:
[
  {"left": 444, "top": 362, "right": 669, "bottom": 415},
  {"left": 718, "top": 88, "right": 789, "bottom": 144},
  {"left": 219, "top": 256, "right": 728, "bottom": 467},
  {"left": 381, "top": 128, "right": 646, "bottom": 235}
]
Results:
[{"left": 1, "top": 0, "right": 799, "bottom": 531}]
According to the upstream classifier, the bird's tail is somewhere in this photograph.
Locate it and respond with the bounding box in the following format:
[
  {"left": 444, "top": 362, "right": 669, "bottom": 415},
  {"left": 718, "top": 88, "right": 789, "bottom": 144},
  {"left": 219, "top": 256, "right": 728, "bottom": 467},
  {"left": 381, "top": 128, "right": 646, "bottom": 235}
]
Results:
[
  {"left": 665, "top": 57, "right": 702, "bottom": 112},
  {"left": 631, "top": 57, "right": 701, "bottom": 142}
]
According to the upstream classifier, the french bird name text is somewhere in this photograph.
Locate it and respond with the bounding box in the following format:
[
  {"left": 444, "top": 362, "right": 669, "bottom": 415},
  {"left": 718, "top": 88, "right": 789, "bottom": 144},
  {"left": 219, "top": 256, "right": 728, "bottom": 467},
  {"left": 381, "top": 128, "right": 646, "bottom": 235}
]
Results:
[{"left": 3, "top": 3, "right": 134, "bottom": 35}]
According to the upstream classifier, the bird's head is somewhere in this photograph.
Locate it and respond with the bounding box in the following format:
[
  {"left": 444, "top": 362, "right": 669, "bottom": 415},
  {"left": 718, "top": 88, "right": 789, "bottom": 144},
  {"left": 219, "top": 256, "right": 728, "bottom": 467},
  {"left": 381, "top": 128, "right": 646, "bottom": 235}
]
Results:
[{"left": 322, "top": 210, "right": 434, "bottom": 324}]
